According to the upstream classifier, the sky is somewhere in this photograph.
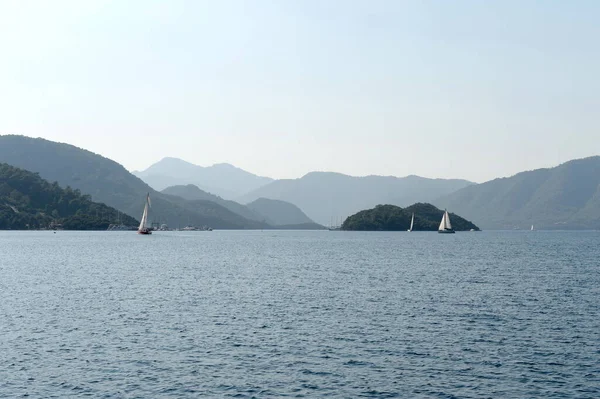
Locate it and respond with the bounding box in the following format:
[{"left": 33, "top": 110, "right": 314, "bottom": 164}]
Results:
[{"left": 1, "top": 0, "right": 599, "bottom": 182}]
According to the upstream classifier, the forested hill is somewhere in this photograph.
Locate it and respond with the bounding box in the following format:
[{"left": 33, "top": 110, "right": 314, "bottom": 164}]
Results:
[
  {"left": 0, "top": 163, "right": 137, "bottom": 230},
  {"left": 342, "top": 203, "right": 479, "bottom": 231},
  {"left": 435, "top": 156, "right": 600, "bottom": 230}
]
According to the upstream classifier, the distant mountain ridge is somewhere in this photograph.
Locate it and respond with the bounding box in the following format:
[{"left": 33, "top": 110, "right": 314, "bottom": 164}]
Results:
[
  {"left": 134, "top": 157, "right": 273, "bottom": 198},
  {"left": 5, "top": 135, "right": 598, "bottom": 230},
  {"left": 162, "top": 184, "right": 317, "bottom": 226},
  {"left": 435, "top": 156, "right": 600, "bottom": 229},
  {"left": 237, "top": 171, "right": 474, "bottom": 226},
  {"left": 161, "top": 184, "right": 264, "bottom": 222},
  {"left": 246, "top": 198, "right": 314, "bottom": 226}
]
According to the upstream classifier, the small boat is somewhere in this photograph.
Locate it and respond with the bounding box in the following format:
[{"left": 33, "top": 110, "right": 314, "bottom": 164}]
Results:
[
  {"left": 438, "top": 210, "right": 455, "bottom": 234},
  {"left": 138, "top": 193, "right": 152, "bottom": 235},
  {"left": 408, "top": 213, "right": 414, "bottom": 232}
]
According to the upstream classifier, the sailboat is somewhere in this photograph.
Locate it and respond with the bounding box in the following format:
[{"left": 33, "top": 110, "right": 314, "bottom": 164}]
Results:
[
  {"left": 531, "top": 224, "right": 534, "bottom": 231},
  {"left": 408, "top": 213, "right": 414, "bottom": 232},
  {"left": 438, "top": 210, "right": 455, "bottom": 234},
  {"left": 138, "top": 193, "right": 152, "bottom": 235}
]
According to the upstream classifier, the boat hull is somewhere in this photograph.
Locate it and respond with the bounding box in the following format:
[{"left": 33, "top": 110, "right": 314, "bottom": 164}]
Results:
[
  {"left": 438, "top": 229, "right": 455, "bottom": 234},
  {"left": 138, "top": 228, "right": 152, "bottom": 235}
]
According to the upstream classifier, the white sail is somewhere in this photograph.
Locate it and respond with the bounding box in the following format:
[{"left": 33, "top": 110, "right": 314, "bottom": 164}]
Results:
[
  {"left": 439, "top": 210, "right": 452, "bottom": 231},
  {"left": 445, "top": 211, "right": 452, "bottom": 230},
  {"left": 409, "top": 213, "right": 414, "bottom": 231},
  {"left": 531, "top": 224, "right": 534, "bottom": 231},
  {"left": 138, "top": 203, "right": 147, "bottom": 230},
  {"left": 138, "top": 194, "right": 150, "bottom": 231}
]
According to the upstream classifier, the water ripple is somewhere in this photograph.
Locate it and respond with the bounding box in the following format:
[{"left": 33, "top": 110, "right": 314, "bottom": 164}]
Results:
[{"left": 0, "top": 230, "right": 599, "bottom": 398}]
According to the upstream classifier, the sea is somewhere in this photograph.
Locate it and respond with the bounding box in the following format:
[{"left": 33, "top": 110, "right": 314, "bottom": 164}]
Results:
[{"left": 0, "top": 230, "right": 598, "bottom": 398}]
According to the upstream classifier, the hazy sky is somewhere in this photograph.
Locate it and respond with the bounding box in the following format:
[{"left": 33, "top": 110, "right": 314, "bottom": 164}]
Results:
[{"left": 1, "top": 0, "right": 598, "bottom": 182}]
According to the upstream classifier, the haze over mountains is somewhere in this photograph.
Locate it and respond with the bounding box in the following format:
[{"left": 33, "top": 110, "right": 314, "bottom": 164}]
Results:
[
  {"left": 128, "top": 154, "right": 600, "bottom": 229},
  {"left": 161, "top": 184, "right": 265, "bottom": 222},
  {"left": 245, "top": 198, "right": 314, "bottom": 227},
  {"left": 138, "top": 157, "right": 475, "bottom": 226},
  {"left": 237, "top": 172, "right": 474, "bottom": 226},
  {"left": 134, "top": 158, "right": 473, "bottom": 225},
  {"left": 161, "top": 184, "right": 316, "bottom": 227},
  {"left": 1, "top": 135, "right": 600, "bottom": 230},
  {"left": 134, "top": 158, "right": 273, "bottom": 198}
]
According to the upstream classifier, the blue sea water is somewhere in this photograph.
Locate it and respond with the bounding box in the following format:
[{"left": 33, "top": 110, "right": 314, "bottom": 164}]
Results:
[{"left": 0, "top": 230, "right": 599, "bottom": 398}]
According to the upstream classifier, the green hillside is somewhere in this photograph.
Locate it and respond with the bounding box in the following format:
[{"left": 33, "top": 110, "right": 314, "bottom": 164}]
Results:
[
  {"left": 0, "top": 163, "right": 138, "bottom": 230},
  {"left": 342, "top": 203, "right": 479, "bottom": 231}
]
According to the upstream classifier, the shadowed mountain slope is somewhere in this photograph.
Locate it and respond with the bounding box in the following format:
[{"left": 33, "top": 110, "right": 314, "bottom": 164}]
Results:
[
  {"left": 162, "top": 184, "right": 318, "bottom": 226},
  {"left": 246, "top": 198, "right": 314, "bottom": 226},
  {"left": 435, "top": 156, "right": 600, "bottom": 229}
]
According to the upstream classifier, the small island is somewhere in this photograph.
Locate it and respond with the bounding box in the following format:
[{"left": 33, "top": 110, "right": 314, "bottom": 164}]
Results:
[{"left": 342, "top": 203, "right": 480, "bottom": 231}]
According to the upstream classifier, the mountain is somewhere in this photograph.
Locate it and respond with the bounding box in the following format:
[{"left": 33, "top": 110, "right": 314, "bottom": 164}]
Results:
[
  {"left": 0, "top": 135, "right": 267, "bottom": 229},
  {"left": 162, "top": 184, "right": 320, "bottom": 227},
  {"left": 133, "top": 157, "right": 273, "bottom": 198},
  {"left": 162, "top": 184, "right": 264, "bottom": 222},
  {"left": 0, "top": 163, "right": 138, "bottom": 230},
  {"left": 237, "top": 172, "right": 474, "bottom": 226},
  {"left": 435, "top": 156, "right": 600, "bottom": 230},
  {"left": 246, "top": 198, "right": 314, "bottom": 226},
  {"left": 342, "top": 203, "right": 479, "bottom": 231}
]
